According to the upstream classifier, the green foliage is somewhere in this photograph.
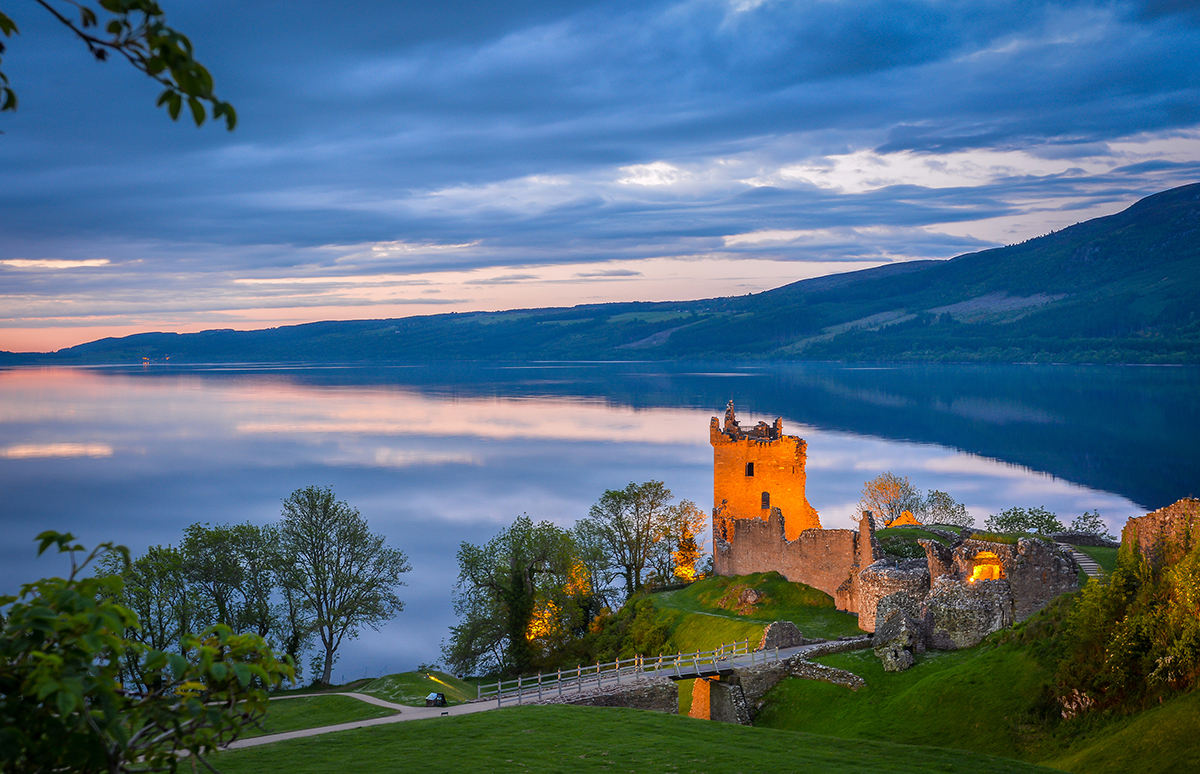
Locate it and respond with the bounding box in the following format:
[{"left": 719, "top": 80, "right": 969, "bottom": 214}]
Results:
[
  {"left": 1, "top": 1, "right": 235, "bottom": 127},
  {"left": 1057, "top": 541, "right": 1200, "bottom": 712},
  {"left": 444, "top": 515, "right": 579, "bottom": 677},
  {"left": 209, "top": 704, "right": 1055, "bottom": 774},
  {"left": 0, "top": 531, "right": 292, "bottom": 773},
  {"left": 876, "top": 532, "right": 928, "bottom": 559},
  {"left": 985, "top": 506, "right": 1065, "bottom": 535}
]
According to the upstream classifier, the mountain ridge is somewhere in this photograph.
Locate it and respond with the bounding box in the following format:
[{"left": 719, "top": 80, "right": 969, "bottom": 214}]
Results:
[{"left": 4, "top": 182, "right": 1198, "bottom": 365}]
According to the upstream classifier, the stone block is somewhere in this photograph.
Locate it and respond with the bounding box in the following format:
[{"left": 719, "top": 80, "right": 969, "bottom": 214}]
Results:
[
  {"left": 758, "top": 620, "right": 806, "bottom": 651},
  {"left": 922, "top": 576, "right": 1015, "bottom": 650}
]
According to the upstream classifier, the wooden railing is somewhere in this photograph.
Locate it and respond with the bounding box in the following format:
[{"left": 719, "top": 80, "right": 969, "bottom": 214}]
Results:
[{"left": 477, "top": 640, "right": 785, "bottom": 707}]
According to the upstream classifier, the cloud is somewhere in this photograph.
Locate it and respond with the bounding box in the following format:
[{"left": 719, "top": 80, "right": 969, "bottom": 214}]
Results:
[
  {"left": 1, "top": 1, "right": 1198, "bottom": 347},
  {"left": 573, "top": 269, "right": 643, "bottom": 278}
]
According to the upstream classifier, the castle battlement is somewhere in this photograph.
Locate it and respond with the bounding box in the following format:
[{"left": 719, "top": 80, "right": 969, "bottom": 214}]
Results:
[{"left": 710, "top": 401, "right": 820, "bottom": 543}]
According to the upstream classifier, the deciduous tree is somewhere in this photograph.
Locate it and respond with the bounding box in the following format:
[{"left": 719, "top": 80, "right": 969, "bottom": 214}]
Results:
[
  {"left": 277, "top": 486, "right": 410, "bottom": 685},
  {"left": 444, "top": 515, "right": 577, "bottom": 676},
  {"left": 924, "top": 489, "right": 973, "bottom": 528},
  {"left": 860, "top": 472, "right": 925, "bottom": 527},
  {"left": 984, "top": 506, "right": 1065, "bottom": 535},
  {"left": 0, "top": 532, "right": 291, "bottom": 773},
  {"left": 580, "top": 480, "right": 675, "bottom": 597}
]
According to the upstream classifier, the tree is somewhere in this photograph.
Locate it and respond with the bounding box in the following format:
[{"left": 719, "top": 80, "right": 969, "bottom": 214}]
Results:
[
  {"left": 580, "top": 481, "right": 675, "bottom": 597},
  {"left": 96, "top": 542, "right": 200, "bottom": 690},
  {"left": 0, "top": 531, "right": 291, "bottom": 773},
  {"left": 182, "top": 521, "right": 280, "bottom": 639},
  {"left": 444, "top": 515, "right": 578, "bottom": 676},
  {"left": 0, "top": 1, "right": 234, "bottom": 127},
  {"left": 924, "top": 489, "right": 973, "bottom": 528},
  {"left": 277, "top": 486, "right": 410, "bottom": 685},
  {"left": 647, "top": 498, "right": 707, "bottom": 585},
  {"left": 984, "top": 506, "right": 1065, "bottom": 535},
  {"left": 1071, "top": 509, "right": 1115, "bottom": 540},
  {"left": 859, "top": 472, "right": 925, "bottom": 527}
]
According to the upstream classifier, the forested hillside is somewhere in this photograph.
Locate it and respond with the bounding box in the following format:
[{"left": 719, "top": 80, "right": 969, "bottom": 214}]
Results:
[{"left": 7, "top": 182, "right": 1198, "bottom": 365}]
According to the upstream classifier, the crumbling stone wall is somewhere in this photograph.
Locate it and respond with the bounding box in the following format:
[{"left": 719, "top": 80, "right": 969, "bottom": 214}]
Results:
[
  {"left": 714, "top": 509, "right": 860, "bottom": 599},
  {"left": 855, "top": 558, "right": 930, "bottom": 634},
  {"left": 923, "top": 576, "right": 1015, "bottom": 649},
  {"left": 1008, "top": 538, "right": 1079, "bottom": 622},
  {"left": 711, "top": 402, "right": 820, "bottom": 542},
  {"left": 1122, "top": 498, "right": 1200, "bottom": 568}
]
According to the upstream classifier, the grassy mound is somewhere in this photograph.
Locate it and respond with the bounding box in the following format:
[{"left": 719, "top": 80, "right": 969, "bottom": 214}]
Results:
[
  {"left": 753, "top": 600, "right": 1200, "bottom": 774},
  {"left": 361, "top": 670, "right": 477, "bottom": 706},
  {"left": 248, "top": 695, "right": 398, "bottom": 738},
  {"left": 213, "top": 704, "right": 1058, "bottom": 774},
  {"left": 755, "top": 646, "right": 1053, "bottom": 759},
  {"left": 652, "top": 571, "right": 863, "bottom": 648}
]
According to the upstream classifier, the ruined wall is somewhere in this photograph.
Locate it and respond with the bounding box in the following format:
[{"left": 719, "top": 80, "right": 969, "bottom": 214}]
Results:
[
  {"left": 1008, "top": 538, "right": 1079, "bottom": 621},
  {"left": 855, "top": 558, "right": 931, "bottom": 634},
  {"left": 1122, "top": 498, "right": 1200, "bottom": 568},
  {"left": 714, "top": 508, "right": 859, "bottom": 599},
  {"left": 711, "top": 404, "right": 820, "bottom": 541}
]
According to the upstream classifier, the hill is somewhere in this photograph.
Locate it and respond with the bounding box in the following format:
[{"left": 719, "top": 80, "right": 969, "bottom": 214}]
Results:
[{"left": 6, "top": 182, "right": 1199, "bottom": 364}]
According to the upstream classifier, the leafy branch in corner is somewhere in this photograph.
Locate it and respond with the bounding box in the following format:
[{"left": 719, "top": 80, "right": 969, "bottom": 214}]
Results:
[{"left": 0, "top": 1, "right": 235, "bottom": 128}]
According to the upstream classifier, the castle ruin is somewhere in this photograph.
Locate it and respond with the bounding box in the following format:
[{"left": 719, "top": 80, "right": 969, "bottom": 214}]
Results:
[{"left": 710, "top": 402, "right": 1080, "bottom": 651}]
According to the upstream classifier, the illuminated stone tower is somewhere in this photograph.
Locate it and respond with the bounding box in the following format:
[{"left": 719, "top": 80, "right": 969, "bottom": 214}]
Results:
[{"left": 710, "top": 401, "right": 821, "bottom": 542}]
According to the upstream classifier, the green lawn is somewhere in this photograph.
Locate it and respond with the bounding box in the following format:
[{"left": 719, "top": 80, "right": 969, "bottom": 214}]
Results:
[
  {"left": 652, "top": 572, "right": 864, "bottom": 647},
  {"left": 212, "top": 704, "right": 1059, "bottom": 774},
  {"left": 360, "top": 669, "right": 478, "bottom": 706},
  {"left": 1071, "top": 545, "right": 1118, "bottom": 574},
  {"left": 755, "top": 646, "right": 1053, "bottom": 759},
  {"left": 243, "top": 695, "right": 398, "bottom": 738}
]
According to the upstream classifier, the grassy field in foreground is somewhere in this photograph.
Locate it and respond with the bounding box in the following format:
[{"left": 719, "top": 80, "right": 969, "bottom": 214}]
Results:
[
  {"left": 212, "top": 704, "right": 1059, "bottom": 774},
  {"left": 361, "top": 669, "right": 477, "bottom": 705},
  {"left": 244, "top": 695, "right": 397, "bottom": 738}
]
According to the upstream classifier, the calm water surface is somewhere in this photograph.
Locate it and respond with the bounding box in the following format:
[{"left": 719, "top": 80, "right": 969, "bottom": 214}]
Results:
[{"left": 2, "top": 362, "right": 1194, "bottom": 680}]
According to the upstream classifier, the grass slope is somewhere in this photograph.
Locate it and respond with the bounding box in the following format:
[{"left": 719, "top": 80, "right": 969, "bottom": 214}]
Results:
[
  {"left": 360, "top": 669, "right": 477, "bottom": 706},
  {"left": 649, "top": 572, "right": 863, "bottom": 716},
  {"left": 652, "top": 571, "right": 863, "bottom": 650},
  {"left": 212, "top": 704, "right": 1059, "bottom": 774},
  {"left": 753, "top": 627, "right": 1200, "bottom": 774},
  {"left": 755, "top": 647, "right": 1052, "bottom": 759},
  {"left": 1042, "top": 689, "right": 1200, "bottom": 774},
  {"left": 246, "top": 695, "right": 398, "bottom": 738}
]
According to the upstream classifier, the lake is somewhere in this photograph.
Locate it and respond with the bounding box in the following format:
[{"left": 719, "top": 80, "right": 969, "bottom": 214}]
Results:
[{"left": 2, "top": 361, "right": 1195, "bottom": 681}]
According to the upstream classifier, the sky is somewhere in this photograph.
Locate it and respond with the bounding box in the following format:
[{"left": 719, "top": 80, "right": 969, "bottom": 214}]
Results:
[{"left": 2, "top": 0, "right": 1199, "bottom": 352}]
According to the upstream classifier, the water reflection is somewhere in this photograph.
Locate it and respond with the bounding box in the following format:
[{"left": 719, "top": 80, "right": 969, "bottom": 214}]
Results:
[{"left": 1, "top": 362, "right": 1186, "bottom": 681}]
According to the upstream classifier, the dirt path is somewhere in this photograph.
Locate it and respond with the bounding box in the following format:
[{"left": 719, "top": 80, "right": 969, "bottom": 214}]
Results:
[{"left": 225, "top": 695, "right": 495, "bottom": 750}]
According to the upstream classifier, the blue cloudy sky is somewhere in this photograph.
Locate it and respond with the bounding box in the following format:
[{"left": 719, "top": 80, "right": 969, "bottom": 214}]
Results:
[{"left": 2, "top": 0, "right": 1199, "bottom": 351}]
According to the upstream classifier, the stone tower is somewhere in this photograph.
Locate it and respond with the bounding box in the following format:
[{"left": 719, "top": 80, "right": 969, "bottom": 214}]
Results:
[{"left": 710, "top": 401, "right": 821, "bottom": 543}]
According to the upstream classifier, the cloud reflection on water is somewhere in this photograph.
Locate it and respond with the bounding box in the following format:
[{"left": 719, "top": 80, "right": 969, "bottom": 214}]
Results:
[{"left": 0, "top": 365, "right": 1146, "bottom": 681}]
